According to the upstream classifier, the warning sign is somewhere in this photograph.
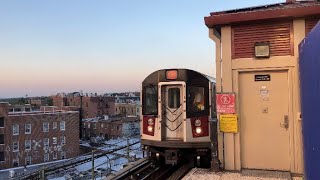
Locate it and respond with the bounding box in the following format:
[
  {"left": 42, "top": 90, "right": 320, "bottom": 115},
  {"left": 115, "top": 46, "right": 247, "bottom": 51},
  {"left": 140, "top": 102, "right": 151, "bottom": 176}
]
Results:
[
  {"left": 216, "top": 93, "right": 236, "bottom": 114},
  {"left": 220, "top": 114, "right": 238, "bottom": 133}
]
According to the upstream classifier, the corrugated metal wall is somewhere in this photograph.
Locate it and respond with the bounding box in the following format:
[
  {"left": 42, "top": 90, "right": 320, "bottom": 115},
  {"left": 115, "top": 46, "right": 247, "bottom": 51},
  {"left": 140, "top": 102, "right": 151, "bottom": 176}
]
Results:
[{"left": 232, "top": 20, "right": 293, "bottom": 59}]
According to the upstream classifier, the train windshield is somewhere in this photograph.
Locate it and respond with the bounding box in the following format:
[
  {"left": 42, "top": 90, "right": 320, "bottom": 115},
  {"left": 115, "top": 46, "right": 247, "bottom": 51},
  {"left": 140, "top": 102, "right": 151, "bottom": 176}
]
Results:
[
  {"left": 144, "top": 86, "right": 158, "bottom": 115},
  {"left": 188, "top": 86, "right": 206, "bottom": 113}
]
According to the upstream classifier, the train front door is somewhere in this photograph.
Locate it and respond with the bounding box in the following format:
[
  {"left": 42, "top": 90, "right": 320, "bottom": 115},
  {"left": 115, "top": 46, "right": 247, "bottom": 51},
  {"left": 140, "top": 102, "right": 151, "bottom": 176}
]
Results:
[
  {"left": 239, "top": 70, "right": 290, "bottom": 171},
  {"left": 162, "top": 85, "right": 184, "bottom": 140}
]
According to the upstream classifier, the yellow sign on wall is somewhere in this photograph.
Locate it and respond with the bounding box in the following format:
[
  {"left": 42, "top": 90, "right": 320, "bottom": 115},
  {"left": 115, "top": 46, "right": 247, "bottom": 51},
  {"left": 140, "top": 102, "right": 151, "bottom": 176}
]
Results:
[{"left": 220, "top": 114, "right": 238, "bottom": 133}]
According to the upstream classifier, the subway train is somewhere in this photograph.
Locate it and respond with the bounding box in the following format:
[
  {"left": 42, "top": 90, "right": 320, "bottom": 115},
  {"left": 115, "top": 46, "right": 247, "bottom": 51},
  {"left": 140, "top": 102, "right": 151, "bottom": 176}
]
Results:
[{"left": 140, "top": 69, "right": 218, "bottom": 168}]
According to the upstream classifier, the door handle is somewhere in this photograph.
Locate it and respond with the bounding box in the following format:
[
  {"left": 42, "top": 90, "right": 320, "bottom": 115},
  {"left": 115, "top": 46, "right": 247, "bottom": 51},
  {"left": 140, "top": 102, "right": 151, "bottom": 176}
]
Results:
[{"left": 280, "top": 115, "right": 289, "bottom": 129}]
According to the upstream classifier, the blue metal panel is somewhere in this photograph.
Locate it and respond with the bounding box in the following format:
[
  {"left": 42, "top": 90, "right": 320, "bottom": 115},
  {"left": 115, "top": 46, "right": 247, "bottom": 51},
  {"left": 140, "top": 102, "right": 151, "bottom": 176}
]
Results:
[{"left": 299, "top": 22, "right": 320, "bottom": 180}]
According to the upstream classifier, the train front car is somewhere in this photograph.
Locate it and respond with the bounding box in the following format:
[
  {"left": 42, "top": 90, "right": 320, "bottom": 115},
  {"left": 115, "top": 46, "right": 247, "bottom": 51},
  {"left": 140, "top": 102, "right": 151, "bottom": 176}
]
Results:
[{"left": 141, "top": 69, "right": 216, "bottom": 167}]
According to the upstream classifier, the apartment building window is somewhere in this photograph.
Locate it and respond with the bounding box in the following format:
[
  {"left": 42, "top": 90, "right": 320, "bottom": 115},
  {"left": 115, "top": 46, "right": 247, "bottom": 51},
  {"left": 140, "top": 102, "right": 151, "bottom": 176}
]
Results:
[
  {"left": 53, "top": 152, "right": 57, "bottom": 160},
  {"left": 61, "top": 151, "right": 66, "bottom": 159},
  {"left": 43, "top": 122, "right": 49, "bottom": 132},
  {"left": 44, "top": 153, "right": 49, "bottom": 162},
  {"left": 94, "top": 123, "right": 97, "bottom": 129},
  {"left": 25, "top": 140, "right": 31, "bottom": 150},
  {"left": 25, "top": 124, "right": 31, "bottom": 134},
  {"left": 88, "top": 123, "right": 90, "bottom": 128},
  {"left": 83, "top": 123, "right": 86, "bottom": 128},
  {"left": 53, "top": 137, "right": 57, "bottom": 144},
  {"left": 25, "top": 155, "right": 32, "bottom": 165},
  {"left": 60, "top": 121, "right": 65, "bottom": 131},
  {"left": 0, "top": 134, "right": 4, "bottom": 144},
  {"left": 61, "top": 136, "right": 66, "bottom": 145},
  {"left": 13, "top": 158, "right": 19, "bottom": 167},
  {"left": 44, "top": 138, "right": 49, "bottom": 150},
  {"left": 13, "top": 142, "right": 19, "bottom": 152},
  {"left": 0, "top": 152, "right": 4, "bottom": 161},
  {"left": 101, "top": 124, "right": 104, "bottom": 128},
  {"left": 53, "top": 122, "right": 57, "bottom": 129},
  {"left": 13, "top": 125, "right": 19, "bottom": 135},
  {"left": 0, "top": 117, "right": 4, "bottom": 128}
]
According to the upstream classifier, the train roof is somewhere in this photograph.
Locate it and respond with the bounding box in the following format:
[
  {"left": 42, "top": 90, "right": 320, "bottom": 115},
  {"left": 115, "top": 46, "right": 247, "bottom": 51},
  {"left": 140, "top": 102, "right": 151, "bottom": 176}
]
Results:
[{"left": 142, "top": 69, "right": 215, "bottom": 86}]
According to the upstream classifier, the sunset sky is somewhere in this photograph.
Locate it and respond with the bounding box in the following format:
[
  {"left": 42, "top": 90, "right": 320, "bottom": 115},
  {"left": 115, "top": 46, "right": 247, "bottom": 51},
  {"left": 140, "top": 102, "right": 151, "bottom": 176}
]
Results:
[{"left": 0, "top": 0, "right": 283, "bottom": 98}]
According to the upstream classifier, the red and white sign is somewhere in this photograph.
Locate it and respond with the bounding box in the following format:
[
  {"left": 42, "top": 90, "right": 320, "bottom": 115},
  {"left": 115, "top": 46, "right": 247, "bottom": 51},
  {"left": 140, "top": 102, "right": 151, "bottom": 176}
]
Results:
[{"left": 216, "top": 93, "right": 236, "bottom": 114}]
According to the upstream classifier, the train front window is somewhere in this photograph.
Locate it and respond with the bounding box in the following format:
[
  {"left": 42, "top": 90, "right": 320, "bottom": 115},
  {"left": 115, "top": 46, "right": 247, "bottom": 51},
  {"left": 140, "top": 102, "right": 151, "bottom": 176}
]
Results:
[
  {"left": 144, "top": 86, "right": 158, "bottom": 115},
  {"left": 188, "top": 86, "right": 206, "bottom": 112},
  {"left": 168, "top": 88, "right": 180, "bottom": 109}
]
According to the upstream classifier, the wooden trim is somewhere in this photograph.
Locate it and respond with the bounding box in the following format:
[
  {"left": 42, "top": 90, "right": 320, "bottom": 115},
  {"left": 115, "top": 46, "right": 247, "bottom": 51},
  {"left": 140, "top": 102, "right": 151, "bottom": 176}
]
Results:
[
  {"left": 205, "top": 5, "right": 320, "bottom": 27},
  {"left": 231, "top": 27, "right": 235, "bottom": 59},
  {"left": 290, "top": 21, "right": 294, "bottom": 56}
]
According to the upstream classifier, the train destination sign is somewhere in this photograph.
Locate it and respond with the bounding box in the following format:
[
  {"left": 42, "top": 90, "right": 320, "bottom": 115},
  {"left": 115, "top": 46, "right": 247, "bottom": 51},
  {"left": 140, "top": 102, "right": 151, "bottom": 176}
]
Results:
[
  {"left": 220, "top": 114, "right": 238, "bottom": 133},
  {"left": 216, "top": 93, "right": 236, "bottom": 114},
  {"left": 255, "top": 74, "right": 271, "bottom": 81}
]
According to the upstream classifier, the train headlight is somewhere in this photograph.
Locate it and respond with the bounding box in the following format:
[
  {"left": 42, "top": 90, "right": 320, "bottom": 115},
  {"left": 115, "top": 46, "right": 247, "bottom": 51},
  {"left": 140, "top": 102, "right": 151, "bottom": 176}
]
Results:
[
  {"left": 195, "top": 127, "right": 202, "bottom": 134},
  {"left": 194, "top": 119, "right": 201, "bottom": 127},
  {"left": 147, "top": 118, "right": 154, "bottom": 125},
  {"left": 147, "top": 126, "right": 153, "bottom": 133}
]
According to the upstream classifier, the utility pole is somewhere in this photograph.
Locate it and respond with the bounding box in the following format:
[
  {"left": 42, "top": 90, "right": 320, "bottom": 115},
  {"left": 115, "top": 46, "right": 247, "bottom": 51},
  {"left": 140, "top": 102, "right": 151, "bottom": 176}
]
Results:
[{"left": 91, "top": 150, "right": 95, "bottom": 180}]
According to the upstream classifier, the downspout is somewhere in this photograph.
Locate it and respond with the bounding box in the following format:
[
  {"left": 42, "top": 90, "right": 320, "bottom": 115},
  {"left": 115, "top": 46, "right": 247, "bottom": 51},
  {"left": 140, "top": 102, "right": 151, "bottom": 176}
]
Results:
[{"left": 209, "top": 27, "right": 224, "bottom": 170}]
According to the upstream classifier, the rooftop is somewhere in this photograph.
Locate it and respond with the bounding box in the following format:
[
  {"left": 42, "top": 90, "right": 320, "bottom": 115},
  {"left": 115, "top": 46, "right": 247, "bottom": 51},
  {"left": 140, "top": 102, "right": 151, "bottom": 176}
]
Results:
[
  {"left": 8, "top": 110, "right": 79, "bottom": 116},
  {"left": 205, "top": 1, "right": 320, "bottom": 28}
]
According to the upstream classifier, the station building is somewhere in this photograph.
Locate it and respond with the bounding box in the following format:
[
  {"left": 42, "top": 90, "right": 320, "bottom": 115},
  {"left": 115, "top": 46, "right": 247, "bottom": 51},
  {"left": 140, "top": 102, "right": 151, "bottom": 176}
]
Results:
[
  {"left": 205, "top": 0, "right": 320, "bottom": 174},
  {"left": 0, "top": 103, "right": 80, "bottom": 169}
]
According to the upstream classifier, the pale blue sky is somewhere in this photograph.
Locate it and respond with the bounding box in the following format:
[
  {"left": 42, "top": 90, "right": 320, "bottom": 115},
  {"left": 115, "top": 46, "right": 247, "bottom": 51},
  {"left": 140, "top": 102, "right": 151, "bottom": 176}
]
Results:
[{"left": 0, "top": 0, "right": 284, "bottom": 98}]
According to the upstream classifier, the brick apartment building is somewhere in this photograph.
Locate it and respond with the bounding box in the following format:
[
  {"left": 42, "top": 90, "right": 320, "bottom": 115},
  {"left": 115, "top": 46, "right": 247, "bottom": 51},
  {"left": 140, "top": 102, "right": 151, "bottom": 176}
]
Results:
[
  {"left": 0, "top": 103, "right": 80, "bottom": 169},
  {"left": 115, "top": 103, "right": 140, "bottom": 116},
  {"left": 52, "top": 92, "right": 116, "bottom": 119},
  {"left": 82, "top": 116, "right": 139, "bottom": 140}
]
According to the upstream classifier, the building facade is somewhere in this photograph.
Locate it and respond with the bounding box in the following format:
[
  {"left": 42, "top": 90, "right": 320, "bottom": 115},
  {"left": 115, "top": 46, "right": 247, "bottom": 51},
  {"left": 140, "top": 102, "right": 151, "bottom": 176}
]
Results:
[
  {"left": 0, "top": 103, "right": 80, "bottom": 169},
  {"left": 52, "top": 92, "right": 116, "bottom": 119},
  {"left": 115, "top": 103, "right": 140, "bottom": 116},
  {"left": 82, "top": 116, "right": 139, "bottom": 141},
  {"left": 205, "top": 0, "right": 320, "bottom": 174}
]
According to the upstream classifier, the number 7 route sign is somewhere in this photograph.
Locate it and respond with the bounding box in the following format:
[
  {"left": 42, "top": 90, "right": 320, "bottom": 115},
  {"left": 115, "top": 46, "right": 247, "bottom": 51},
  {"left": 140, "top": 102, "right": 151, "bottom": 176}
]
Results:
[{"left": 216, "top": 93, "right": 236, "bottom": 114}]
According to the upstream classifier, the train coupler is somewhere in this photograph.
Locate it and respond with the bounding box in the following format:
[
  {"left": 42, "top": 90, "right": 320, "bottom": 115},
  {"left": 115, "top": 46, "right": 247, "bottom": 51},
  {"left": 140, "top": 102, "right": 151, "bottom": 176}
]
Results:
[{"left": 165, "top": 149, "right": 179, "bottom": 165}]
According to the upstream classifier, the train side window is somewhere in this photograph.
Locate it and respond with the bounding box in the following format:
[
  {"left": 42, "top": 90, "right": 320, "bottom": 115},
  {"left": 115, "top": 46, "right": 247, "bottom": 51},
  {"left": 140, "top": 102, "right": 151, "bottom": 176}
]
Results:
[
  {"left": 168, "top": 88, "right": 180, "bottom": 109},
  {"left": 188, "top": 86, "right": 206, "bottom": 112},
  {"left": 144, "top": 86, "right": 158, "bottom": 115}
]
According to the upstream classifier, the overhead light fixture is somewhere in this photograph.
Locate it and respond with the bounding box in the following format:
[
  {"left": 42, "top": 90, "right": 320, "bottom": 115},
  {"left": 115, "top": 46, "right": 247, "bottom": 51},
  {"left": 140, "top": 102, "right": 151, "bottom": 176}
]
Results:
[{"left": 255, "top": 42, "right": 270, "bottom": 58}]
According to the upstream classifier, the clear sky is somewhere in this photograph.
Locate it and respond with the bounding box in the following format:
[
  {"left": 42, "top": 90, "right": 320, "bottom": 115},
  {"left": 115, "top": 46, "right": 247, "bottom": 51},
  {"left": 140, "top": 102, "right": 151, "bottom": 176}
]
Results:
[{"left": 0, "top": 0, "right": 284, "bottom": 98}]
